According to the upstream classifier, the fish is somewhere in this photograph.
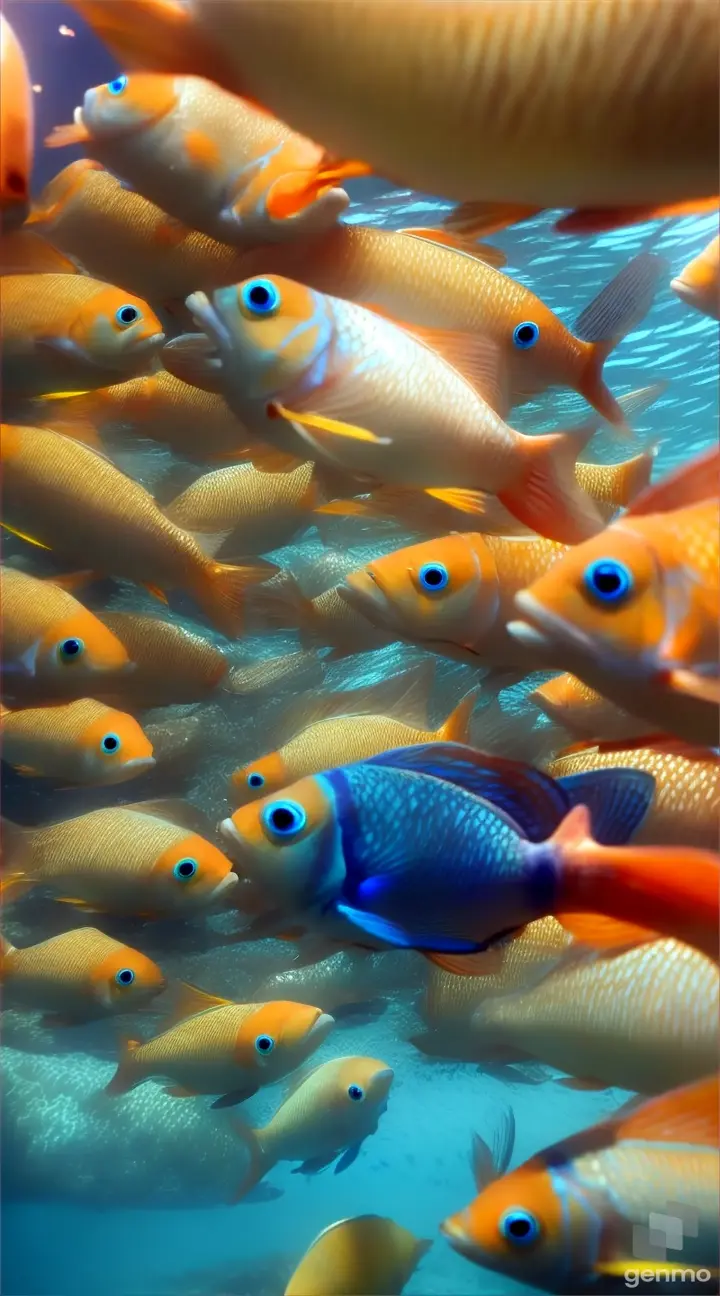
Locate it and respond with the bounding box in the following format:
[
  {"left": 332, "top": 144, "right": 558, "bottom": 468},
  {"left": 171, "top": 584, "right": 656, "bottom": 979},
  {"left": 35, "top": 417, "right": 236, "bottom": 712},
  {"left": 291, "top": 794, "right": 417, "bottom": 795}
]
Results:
[
  {"left": 164, "top": 461, "right": 319, "bottom": 556},
  {"left": 508, "top": 446, "right": 720, "bottom": 745},
  {"left": 47, "top": 73, "right": 357, "bottom": 246},
  {"left": 0, "top": 565, "right": 133, "bottom": 688},
  {"left": 105, "top": 981, "right": 334, "bottom": 1105},
  {"left": 530, "top": 674, "right": 657, "bottom": 743},
  {"left": 0, "top": 697, "right": 155, "bottom": 785},
  {"left": 69, "top": 0, "right": 718, "bottom": 232},
  {"left": 230, "top": 664, "right": 479, "bottom": 806},
  {"left": 229, "top": 1054, "right": 394, "bottom": 1196},
  {"left": 0, "top": 425, "right": 277, "bottom": 637},
  {"left": 170, "top": 277, "right": 612, "bottom": 545},
  {"left": 220, "top": 740, "right": 720, "bottom": 964},
  {"left": 340, "top": 531, "right": 570, "bottom": 672},
  {"left": 442, "top": 1075, "right": 720, "bottom": 1292},
  {"left": 0, "top": 15, "right": 33, "bottom": 231},
  {"left": 471, "top": 931, "right": 719, "bottom": 1094},
  {"left": 0, "top": 927, "right": 166, "bottom": 1026},
  {"left": 251, "top": 576, "right": 395, "bottom": 662},
  {"left": 0, "top": 799, "right": 238, "bottom": 917},
  {"left": 284, "top": 1215, "right": 431, "bottom": 1296},
  {"left": 0, "top": 274, "right": 165, "bottom": 398},
  {"left": 671, "top": 235, "right": 720, "bottom": 320},
  {"left": 0, "top": 230, "right": 81, "bottom": 276},
  {"left": 546, "top": 739, "right": 720, "bottom": 849},
  {"left": 255, "top": 948, "right": 423, "bottom": 1023}
]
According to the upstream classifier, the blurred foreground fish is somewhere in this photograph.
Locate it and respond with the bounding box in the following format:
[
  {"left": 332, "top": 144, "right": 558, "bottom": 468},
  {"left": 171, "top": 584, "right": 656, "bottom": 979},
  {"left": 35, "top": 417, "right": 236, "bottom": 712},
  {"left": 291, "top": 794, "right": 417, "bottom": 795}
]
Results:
[
  {"left": 0, "top": 799, "right": 238, "bottom": 917},
  {"left": 230, "top": 1055, "right": 393, "bottom": 1197},
  {"left": 672, "top": 236, "right": 720, "bottom": 321},
  {"left": 69, "top": 0, "right": 718, "bottom": 232},
  {"left": 0, "top": 425, "right": 276, "bottom": 637},
  {"left": 106, "top": 981, "right": 334, "bottom": 1106},
  {"left": 221, "top": 741, "right": 720, "bottom": 963},
  {"left": 508, "top": 446, "right": 720, "bottom": 745},
  {"left": 47, "top": 72, "right": 356, "bottom": 245},
  {"left": 0, "top": 15, "right": 33, "bottom": 230},
  {"left": 442, "top": 1075, "right": 720, "bottom": 1292},
  {"left": 0, "top": 697, "right": 155, "bottom": 785},
  {"left": 0, "top": 275, "right": 164, "bottom": 398},
  {"left": 0, "top": 927, "right": 165, "bottom": 1027},
  {"left": 285, "top": 1215, "right": 431, "bottom": 1296},
  {"left": 530, "top": 674, "right": 656, "bottom": 743}
]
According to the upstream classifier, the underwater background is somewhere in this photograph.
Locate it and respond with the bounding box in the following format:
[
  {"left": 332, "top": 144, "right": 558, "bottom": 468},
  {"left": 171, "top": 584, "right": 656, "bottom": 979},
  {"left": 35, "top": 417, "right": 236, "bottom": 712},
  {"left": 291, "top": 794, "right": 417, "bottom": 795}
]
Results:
[{"left": 1, "top": 4, "right": 718, "bottom": 1295}]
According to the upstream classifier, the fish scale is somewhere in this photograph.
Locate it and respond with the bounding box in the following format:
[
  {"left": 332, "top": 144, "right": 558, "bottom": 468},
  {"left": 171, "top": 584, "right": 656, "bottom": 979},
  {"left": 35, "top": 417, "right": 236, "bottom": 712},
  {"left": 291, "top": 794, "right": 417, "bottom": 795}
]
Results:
[
  {"left": 166, "top": 460, "right": 316, "bottom": 551},
  {"left": 4, "top": 927, "right": 133, "bottom": 989},
  {"left": 130, "top": 1003, "right": 256, "bottom": 1076},
  {"left": 1, "top": 565, "right": 100, "bottom": 655},
  {"left": 26, "top": 809, "right": 188, "bottom": 884}
]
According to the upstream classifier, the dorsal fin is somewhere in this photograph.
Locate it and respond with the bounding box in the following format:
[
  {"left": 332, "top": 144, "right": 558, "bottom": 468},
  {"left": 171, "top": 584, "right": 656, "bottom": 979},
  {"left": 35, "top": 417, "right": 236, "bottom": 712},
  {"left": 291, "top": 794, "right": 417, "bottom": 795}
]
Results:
[
  {"left": 165, "top": 981, "right": 234, "bottom": 1027},
  {"left": 626, "top": 445, "right": 720, "bottom": 516},
  {"left": 276, "top": 661, "right": 435, "bottom": 746},
  {"left": 398, "top": 226, "right": 507, "bottom": 268}
]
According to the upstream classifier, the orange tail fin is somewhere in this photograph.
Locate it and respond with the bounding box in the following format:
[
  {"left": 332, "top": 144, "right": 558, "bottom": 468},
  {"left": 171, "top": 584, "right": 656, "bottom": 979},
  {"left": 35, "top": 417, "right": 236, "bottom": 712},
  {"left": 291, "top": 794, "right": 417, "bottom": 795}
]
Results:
[
  {"left": 438, "top": 688, "right": 481, "bottom": 743},
  {"left": 194, "top": 559, "right": 278, "bottom": 638},
  {"left": 104, "top": 1037, "right": 142, "bottom": 1096},
  {"left": 227, "top": 1115, "right": 271, "bottom": 1202},
  {"left": 500, "top": 424, "right": 604, "bottom": 544},
  {"left": 68, "top": 0, "right": 217, "bottom": 76}
]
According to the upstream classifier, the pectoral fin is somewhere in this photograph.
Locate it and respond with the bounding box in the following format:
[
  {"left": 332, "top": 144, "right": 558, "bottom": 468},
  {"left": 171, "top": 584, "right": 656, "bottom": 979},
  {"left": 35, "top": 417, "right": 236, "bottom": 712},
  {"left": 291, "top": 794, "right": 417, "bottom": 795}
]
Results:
[{"left": 269, "top": 402, "right": 391, "bottom": 445}]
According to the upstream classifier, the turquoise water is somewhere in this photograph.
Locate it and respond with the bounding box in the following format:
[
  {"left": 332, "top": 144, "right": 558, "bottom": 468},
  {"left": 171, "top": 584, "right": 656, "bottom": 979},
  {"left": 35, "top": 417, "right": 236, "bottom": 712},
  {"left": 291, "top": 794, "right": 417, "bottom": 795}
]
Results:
[{"left": 1, "top": 5, "right": 718, "bottom": 1295}]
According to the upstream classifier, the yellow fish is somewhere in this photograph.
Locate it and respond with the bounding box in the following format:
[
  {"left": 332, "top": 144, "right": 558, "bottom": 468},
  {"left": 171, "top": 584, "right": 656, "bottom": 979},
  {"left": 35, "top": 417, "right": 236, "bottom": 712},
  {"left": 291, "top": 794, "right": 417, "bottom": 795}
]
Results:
[
  {"left": 530, "top": 673, "right": 657, "bottom": 743},
  {"left": 285, "top": 1216, "right": 431, "bottom": 1296},
  {"left": 105, "top": 981, "right": 334, "bottom": 1106},
  {"left": 165, "top": 460, "right": 319, "bottom": 557},
  {"left": 0, "top": 698, "right": 155, "bottom": 785}
]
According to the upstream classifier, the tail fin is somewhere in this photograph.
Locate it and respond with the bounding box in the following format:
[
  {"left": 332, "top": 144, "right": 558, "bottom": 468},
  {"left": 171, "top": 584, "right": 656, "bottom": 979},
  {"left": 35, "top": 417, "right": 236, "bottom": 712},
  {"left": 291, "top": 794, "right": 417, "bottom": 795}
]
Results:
[
  {"left": 228, "top": 1114, "right": 273, "bottom": 1202},
  {"left": 574, "top": 253, "right": 667, "bottom": 428},
  {"left": 500, "top": 425, "right": 604, "bottom": 543},
  {"left": 68, "top": 0, "right": 218, "bottom": 77},
  {"left": 104, "top": 1037, "right": 142, "bottom": 1096},
  {"left": 438, "top": 687, "right": 481, "bottom": 743},
  {"left": 247, "top": 575, "right": 324, "bottom": 648},
  {"left": 194, "top": 559, "right": 279, "bottom": 638},
  {"left": 225, "top": 650, "right": 325, "bottom": 697},
  {"left": 0, "top": 933, "right": 18, "bottom": 977},
  {"left": 0, "top": 819, "right": 37, "bottom": 906}
]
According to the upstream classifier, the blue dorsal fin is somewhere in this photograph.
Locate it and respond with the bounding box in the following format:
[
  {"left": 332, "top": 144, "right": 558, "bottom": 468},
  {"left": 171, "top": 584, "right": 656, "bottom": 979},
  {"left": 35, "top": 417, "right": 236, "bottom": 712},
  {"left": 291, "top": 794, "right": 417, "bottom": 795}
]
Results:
[
  {"left": 556, "top": 768, "right": 655, "bottom": 845},
  {"left": 359, "top": 742, "right": 568, "bottom": 841}
]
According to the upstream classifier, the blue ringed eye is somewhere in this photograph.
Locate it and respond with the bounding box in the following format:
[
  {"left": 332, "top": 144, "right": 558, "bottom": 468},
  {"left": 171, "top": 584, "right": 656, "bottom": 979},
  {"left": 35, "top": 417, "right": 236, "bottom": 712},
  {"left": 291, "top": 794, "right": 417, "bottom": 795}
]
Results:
[
  {"left": 240, "top": 278, "right": 280, "bottom": 316},
  {"left": 173, "top": 857, "right": 198, "bottom": 881},
  {"left": 100, "top": 732, "right": 121, "bottom": 755},
  {"left": 107, "top": 75, "right": 128, "bottom": 96},
  {"left": 58, "top": 637, "right": 84, "bottom": 662},
  {"left": 583, "top": 557, "right": 634, "bottom": 605},
  {"left": 418, "top": 562, "right": 449, "bottom": 593},
  {"left": 116, "top": 304, "right": 140, "bottom": 327},
  {"left": 512, "top": 321, "right": 539, "bottom": 349},
  {"left": 347, "top": 1084, "right": 364, "bottom": 1101},
  {"left": 499, "top": 1208, "right": 541, "bottom": 1246},
  {"left": 261, "top": 799, "right": 307, "bottom": 838},
  {"left": 255, "top": 1034, "right": 275, "bottom": 1054},
  {"left": 115, "top": 967, "right": 135, "bottom": 986},
  {"left": 247, "top": 772, "right": 265, "bottom": 790}
]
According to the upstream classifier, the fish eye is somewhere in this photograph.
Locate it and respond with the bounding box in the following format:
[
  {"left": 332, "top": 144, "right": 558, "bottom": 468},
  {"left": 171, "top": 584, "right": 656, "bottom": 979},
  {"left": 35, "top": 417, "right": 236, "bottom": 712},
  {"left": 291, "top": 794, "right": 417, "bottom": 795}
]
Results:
[
  {"left": 418, "top": 561, "right": 450, "bottom": 593},
  {"left": 107, "top": 75, "right": 128, "bottom": 96},
  {"left": 114, "top": 967, "right": 135, "bottom": 986},
  {"left": 512, "top": 321, "right": 540, "bottom": 349},
  {"left": 173, "top": 857, "right": 198, "bottom": 881},
  {"left": 347, "top": 1084, "right": 365, "bottom": 1102},
  {"left": 115, "top": 304, "right": 141, "bottom": 327},
  {"left": 583, "top": 557, "right": 634, "bottom": 605},
  {"left": 58, "top": 637, "right": 85, "bottom": 663},
  {"left": 240, "top": 278, "right": 281, "bottom": 316},
  {"left": 499, "top": 1208, "right": 541, "bottom": 1246},
  {"left": 261, "top": 800, "right": 307, "bottom": 838},
  {"left": 254, "top": 1034, "right": 275, "bottom": 1054},
  {"left": 247, "top": 772, "right": 265, "bottom": 790},
  {"left": 100, "top": 732, "right": 121, "bottom": 755}
]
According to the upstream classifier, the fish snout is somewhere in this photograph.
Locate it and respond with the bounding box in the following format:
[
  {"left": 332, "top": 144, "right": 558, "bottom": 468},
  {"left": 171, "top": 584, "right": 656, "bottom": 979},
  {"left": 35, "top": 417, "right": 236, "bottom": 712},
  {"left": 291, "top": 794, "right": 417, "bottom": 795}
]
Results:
[
  {"left": 308, "top": 1011, "right": 335, "bottom": 1046},
  {"left": 209, "top": 871, "right": 239, "bottom": 905}
]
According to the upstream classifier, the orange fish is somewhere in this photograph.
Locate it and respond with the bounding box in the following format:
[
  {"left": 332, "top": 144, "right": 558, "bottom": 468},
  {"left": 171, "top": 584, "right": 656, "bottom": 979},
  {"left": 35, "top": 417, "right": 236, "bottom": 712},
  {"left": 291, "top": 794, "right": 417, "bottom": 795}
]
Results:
[
  {"left": 0, "top": 273, "right": 165, "bottom": 398},
  {"left": 1, "top": 565, "right": 132, "bottom": 688},
  {"left": 508, "top": 446, "right": 720, "bottom": 745},
  {"left": 285, "top": 1216, "right": 431, "bottom": 1296},
  {"left": 69, "top": 0, "right": 718, "bottom": 233},
  {"left": 0, "top": 697, "right": 155, "bottom": 785},
  {"left": 442, "top": 1076, "right": 719, "bottom": 1291},
  {"left": 1, "top": 799, "right": 238, "bottom": 918},
  {"left": 0, "top": 15, "right": 33, "bottom": 231},
  {"left": 0, "top": 927, "right": 165, "bottom": 1026},
  {"left": 106, "top": 981, "right": 334, "bottom": 1106},
  {"left": 671, "top": 234, "right": 720, "bottom": 321},
  {"left": 530, "top": 674, "right": 657, "bottom": 743},
  {"left": 47, "top": 73, "right": 359, "bottom": 245},
  {"left": 0, "top": 424, "right": 276, "bottom": 637}
]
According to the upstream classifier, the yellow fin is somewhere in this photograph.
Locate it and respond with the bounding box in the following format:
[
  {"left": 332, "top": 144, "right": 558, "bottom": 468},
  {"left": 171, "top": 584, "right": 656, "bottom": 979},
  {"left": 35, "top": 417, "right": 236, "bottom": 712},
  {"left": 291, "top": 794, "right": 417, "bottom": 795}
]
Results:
[
  {"left": 0, "top": 522, "right": 52, "bottom": 550},
  {"left": 271, "top": 403, "right": 391, "bottom": 445},
  {"left": 314, "top": 497, "right": 373, "bottom": 517},
  {"left": 424, "top": 487, "right": 487, "bottom": 514},
  {"left": 55, "top": 897, "right": 108, "bottom": 912},
  {"left": 444, "top": 201, "right": 541, "bottom": 238},
  {"left": 167, "top": 981, "right": 234, "bottom": 1027},
  {"left": 143, "top": 583, "right": 170, "bottom": 605},
  {"left": 13, "top": 765, "right": 40, "bottom": 777}
]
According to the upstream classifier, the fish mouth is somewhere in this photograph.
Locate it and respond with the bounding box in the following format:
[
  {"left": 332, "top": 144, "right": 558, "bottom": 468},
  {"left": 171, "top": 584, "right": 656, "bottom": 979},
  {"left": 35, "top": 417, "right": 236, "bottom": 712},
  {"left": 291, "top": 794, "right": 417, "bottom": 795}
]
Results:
[
  {"left": 507, "top": 591, "right": 579, "bottom": 657},
  {"left": 185, "top": 291, "right": 235, "bottom": 356},
  {"left": 105, "top": 756, "right": 157, "bottom": 783},
  {"left": 373, "top": 1065, "right": 394, "bottom": 1097},
  {"left": 340, "top": 569, "right": 395, "bottom": 627},
  {"left": 209, "top": 872, "right": 239, "bottom": 903},
  {"left": 440, "top": 1215, "right": 482, "bottom": 1261},
  {"left": 308, "top": 1011, "right": 334, "bottom": 1044},
  {"left": 220, "top": 815, "right": 244, "bottom": 852}
]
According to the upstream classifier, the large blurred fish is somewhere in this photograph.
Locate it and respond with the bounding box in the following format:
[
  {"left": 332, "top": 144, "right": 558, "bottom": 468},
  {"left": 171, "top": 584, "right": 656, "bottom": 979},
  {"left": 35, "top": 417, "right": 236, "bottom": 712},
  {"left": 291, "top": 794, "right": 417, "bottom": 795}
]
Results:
[
  {"left": 221, "top": 741, "right": 720, "bottom": 963},
  {"left": 0, "top": 15, "right": 33, "bottom": 231},
  {"left": 105, "top": 981, "right": 334, "bottom": 1106},
  {"left": 70, "top": 0, "right": 718, "bottom": 231},
  {"left": 0, "top": 697, "right": 155, "bottom": 785},
  {"left": 48, "top": 72, "right": 357, "bottom": 245},
  {"left": 1, "top": 275, "right": 164, "bottom": 398},
  {"left": 530, "top": 674, "right": 656, "bottom": 743},
  {"left": 671, "top": 235, "right": 720, "bottom": 321},
  {"left": 285, "top": 1216, "right": 431, "bottom": 1296},
  {"left": 509, "top": 446, "right": 720, "bottom": 745},
  {"left": 0, "top": 927, "right": 165, "bottom": 1027},
  {"left": 442, "top": 1075, "right": 719, "bottom": 1291},
  {"left": 0, "top": 425, "right": 275, "bottom": 637}
]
